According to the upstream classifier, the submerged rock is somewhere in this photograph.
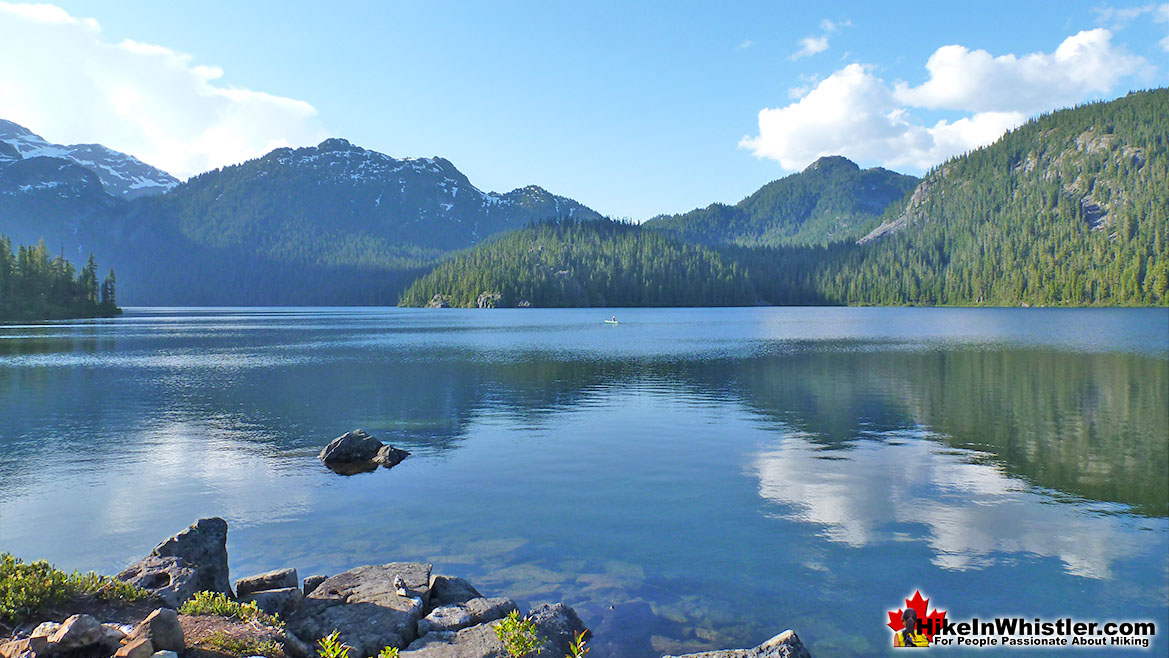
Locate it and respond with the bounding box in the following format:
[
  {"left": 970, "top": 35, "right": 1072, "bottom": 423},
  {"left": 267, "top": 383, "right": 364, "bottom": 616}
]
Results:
[
  {"left": 662, "top": 629, "right": 812, "bottom": 658},
  {"left": 318, "top": 429, "right": 410, "bottom": 475}
]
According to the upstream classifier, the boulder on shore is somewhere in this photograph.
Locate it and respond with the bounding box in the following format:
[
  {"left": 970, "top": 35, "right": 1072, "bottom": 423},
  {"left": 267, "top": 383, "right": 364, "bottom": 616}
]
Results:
[
  {"left": 289, "top": 563, "right": 433, "bottom": 657},
  {"left": 662, "top": 630, "right": 812, "bottom": 658},
  {"left": 318, "top": 429, "right": 409, "bottom": 474},
  {"left": 402, "top": 602, "right": 584, "bottom": 658},
  {"left": 236, "top": 568, "right": 299, "bottom": 597},
  {"left": 116, "top": 517, "right": 232, "bottom": 605}
]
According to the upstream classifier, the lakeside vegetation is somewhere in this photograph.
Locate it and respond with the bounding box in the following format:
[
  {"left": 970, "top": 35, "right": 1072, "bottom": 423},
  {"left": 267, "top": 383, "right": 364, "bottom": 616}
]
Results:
[{"left": 0, "top": 236, "right": 121, "bottom": 321}]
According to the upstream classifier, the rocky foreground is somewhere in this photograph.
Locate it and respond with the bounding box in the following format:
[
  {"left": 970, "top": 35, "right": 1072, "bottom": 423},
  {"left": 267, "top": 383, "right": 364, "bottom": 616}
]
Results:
[{"left": 2, "top": 518, "right": 810, "bottom": 658}]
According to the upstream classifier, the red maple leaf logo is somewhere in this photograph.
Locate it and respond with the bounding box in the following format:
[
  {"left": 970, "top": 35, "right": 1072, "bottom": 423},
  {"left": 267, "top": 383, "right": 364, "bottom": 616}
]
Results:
[{"left": 887, "top": 590, "right": 947, "bottom": 642}]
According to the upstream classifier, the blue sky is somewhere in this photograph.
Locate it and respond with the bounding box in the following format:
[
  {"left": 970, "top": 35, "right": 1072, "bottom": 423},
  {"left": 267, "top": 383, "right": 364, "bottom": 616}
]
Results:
[{"left": 1, "top": 1, "right": 1166, "bottom": 219}]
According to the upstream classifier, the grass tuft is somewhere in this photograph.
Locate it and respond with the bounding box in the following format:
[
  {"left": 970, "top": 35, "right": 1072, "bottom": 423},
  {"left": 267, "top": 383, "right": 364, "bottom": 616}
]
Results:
[{"left": 1, "top": 553, "right": 149, "bottom": 625}]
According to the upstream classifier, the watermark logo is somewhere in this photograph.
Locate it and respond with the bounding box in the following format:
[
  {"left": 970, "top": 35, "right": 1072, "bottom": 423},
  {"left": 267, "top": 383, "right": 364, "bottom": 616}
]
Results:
[
  {"left": 884, "top": 589, "right": 1156, "bottom": 649},
  {"left": 887, "top": 590, "right": 946, "bottom": 647}
]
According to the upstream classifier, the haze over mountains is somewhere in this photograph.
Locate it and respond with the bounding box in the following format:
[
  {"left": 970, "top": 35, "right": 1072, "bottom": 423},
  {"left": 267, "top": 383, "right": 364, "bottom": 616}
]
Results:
[{"left": 2, "top": 88, "right": 1167, "bottom": 307}]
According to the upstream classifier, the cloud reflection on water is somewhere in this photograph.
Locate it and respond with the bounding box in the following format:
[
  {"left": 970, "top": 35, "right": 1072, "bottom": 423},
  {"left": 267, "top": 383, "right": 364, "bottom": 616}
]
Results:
[{"left": 753, "top": 430, "right": 1158, "bottom": 579}]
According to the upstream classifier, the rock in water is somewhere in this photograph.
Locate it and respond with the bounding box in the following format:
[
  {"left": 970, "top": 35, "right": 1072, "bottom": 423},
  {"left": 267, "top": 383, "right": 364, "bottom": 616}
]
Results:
[
  {"left": 661, "top": 629, "right": 812, "bottom": 658},
  {"left": 116, "top": 517, "right": 232, "bottom": 605},
  {"left": 318, "top": 429, "right": 410, "bottom": 474}
]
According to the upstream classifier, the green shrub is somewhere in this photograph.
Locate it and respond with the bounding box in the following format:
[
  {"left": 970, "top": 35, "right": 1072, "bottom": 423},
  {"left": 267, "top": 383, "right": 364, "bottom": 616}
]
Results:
[
  {"left": 178, "top": 591, "right": 282, "bottom": 627},
  {"left": 0, "top": 553, "right": 149, "bottom": 625},
  {"left": 198, "top": 631, "right": 281, "bottom": 657},
  {"left": 567, "top": 629, "right": 590, "bottom": 658},
  {"left": 377, "top": 646, "right": 399, "bottom": 658},
  {"left": 317, "top": 631, "right": 349, "bottom": 658},
  {"left": 495, "top": 610, "right": 540, "bottom": 657}
]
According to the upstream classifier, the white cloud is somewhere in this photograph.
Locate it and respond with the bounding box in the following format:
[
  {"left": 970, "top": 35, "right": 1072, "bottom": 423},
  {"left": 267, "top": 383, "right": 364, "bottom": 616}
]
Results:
[
  {"left": 742, "top": 30, "right": 1148, "bottom": 172},
  {"left": 737, "top": 39, "right": 754, "bottom": 50},
  {"left": 790, "top": 35, "right": 829, "bottom": 60},
  {"left": 0, "top": 2, "right": 328, "bottom": 178},
  {"left": 819, "top": 18, "right": 852, "bottom": 33},
  {"left": 893, "top": 29, "right": 1146, "bottom": 114}
]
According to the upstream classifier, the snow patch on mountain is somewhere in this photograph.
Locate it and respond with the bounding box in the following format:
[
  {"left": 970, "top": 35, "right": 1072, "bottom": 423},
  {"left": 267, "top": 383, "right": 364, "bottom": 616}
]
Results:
[{"left": 0, "top": 119, "right": 179, "bottom": 199}]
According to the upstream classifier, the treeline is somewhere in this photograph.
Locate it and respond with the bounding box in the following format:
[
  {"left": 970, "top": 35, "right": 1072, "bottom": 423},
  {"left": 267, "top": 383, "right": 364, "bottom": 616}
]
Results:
[
  {"left": 0, "top": 236, "right": 120, "bottom": 321},
  {"left": 399, "top": 218, "right": 756, "bottom": 307}
]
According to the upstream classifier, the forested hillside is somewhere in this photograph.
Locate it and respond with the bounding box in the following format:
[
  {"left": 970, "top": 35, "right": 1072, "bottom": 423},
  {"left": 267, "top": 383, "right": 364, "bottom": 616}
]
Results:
[
  {"left": 821, "top": 88, "right": 1169, "bottom": 306},
  {"left": 399, "top": 219, "right": 755, "bottom": 307},
  {"left": 0, "top": 236, "right": 120, "bottom": 321},
  {"left": 646, "top": 156, "right": 918, "bottom": 247}
]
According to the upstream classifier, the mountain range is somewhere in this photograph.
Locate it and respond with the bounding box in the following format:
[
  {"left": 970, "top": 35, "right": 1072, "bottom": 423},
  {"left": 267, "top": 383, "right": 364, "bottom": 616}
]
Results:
[
  {"left": 3, "top": 88, "right": 1167, "bottom": 308},
  {"left": 0, "top": 125, "right": 599, "bottom": 304}
]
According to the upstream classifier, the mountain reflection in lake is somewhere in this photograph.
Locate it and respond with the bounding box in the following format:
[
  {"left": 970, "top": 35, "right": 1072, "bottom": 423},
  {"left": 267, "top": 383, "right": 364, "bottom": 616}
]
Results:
[{"left": 0, "top": 307, "right": 1165, "bottom": 657}]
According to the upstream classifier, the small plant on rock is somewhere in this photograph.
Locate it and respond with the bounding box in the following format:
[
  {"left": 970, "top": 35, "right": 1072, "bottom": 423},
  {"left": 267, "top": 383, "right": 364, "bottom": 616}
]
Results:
[
  {"left": 495, "top": 610, "right": 541, "bottom": 657},
  {"left": 199, "top": 631, "right": 281, "bottom": 657},
  {"left": 377, "top": 646, "right": 399, "bottom": 658},
  {"left": 567, "top": 629, "right": 590, "bottom": 658},
  {"left": 317, "top": 630, "right": 349, "bottom": 658}
]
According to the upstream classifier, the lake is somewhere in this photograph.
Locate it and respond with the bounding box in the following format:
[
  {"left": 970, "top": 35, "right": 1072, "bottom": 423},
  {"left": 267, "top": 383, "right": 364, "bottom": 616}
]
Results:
[{"left": 1, "top": 307, "right": 1166, "bottom": 656}]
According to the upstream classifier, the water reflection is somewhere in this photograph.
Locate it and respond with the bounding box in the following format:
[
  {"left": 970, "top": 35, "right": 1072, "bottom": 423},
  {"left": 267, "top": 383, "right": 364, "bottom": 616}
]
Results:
[
  {"left": 0, "top": 308, "right": 1165, "bottom": 658},
  {"left": 753, "top": 431, "right": 1152, "bottom": 578}
]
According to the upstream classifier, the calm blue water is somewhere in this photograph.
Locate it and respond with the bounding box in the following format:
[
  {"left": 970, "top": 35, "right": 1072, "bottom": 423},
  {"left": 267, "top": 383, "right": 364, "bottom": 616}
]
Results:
[{"left": 1, "top": 307, "right": 1166, "bottom": 656}]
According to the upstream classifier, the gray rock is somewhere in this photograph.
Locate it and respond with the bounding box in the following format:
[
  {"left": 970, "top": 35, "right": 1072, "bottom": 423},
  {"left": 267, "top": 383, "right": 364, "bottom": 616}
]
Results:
[
  {"left": 527, "top": 603, "right": 586, "bottom": 658},
  {"left": 115, "top": 637, "right": 154, "bottom": 658},
  {"left": 0, "top": 638, "right": 47, "bottom": 658},
  {"left": 476, "top": 292, "right": 501, "bottom": 309},
  {"left": 115, "top": 556, "right": 198, "bottom": 609},
  {"left": 48, "top": 614, "right": 108, "bottom": 652},
  {"left": 428, "top": 576, "right": 482, "bottom": 608},
  {"left": 319, "top": 430, "right": 410, "bottom": 474},
  {"left": 151, "top": 652, "right": 179, "bottom": 658},
  {"left": 401, "top": 621, "right": 508, "bottom": 658},
  {"left": 237, "top": 568, "right": 300, "bottom": 597},
  {"left": 405, "top": 603, "right": 584, "bottom": 658},
  {"left": 303, "top": 575, "right": 328, "bottom": 596},
  {"left": 319, "top": 430, "right": 383, "bottom": 464},
  {"left": 425, "top": 295, "right": 451, "bottom": 309},
  {"left": 290, "top": 563, "right": 433, "bottom": 657},
  {"left": 117, "top": 517, "right": 232, "bottom": 604},
  {"left": 281, "top": 630, "right": 315, "bottom": 658},
  {"left": 242, "top": 586, "right": 305, "bottom": 617},
  {"left": 130, "top": 608, "right": 185, "bottom": 652},
  {"left": 375, "top": 445, "right": 410, "bottom": 468},
  {"left": 29, "top": 623, "right": 59, "bottom": 639},
  {"left": 418, "top": 598, "right": 518, "bottom": 636},
  {"left": 662, "top": 630, "right": 812, "bottom": 658}
]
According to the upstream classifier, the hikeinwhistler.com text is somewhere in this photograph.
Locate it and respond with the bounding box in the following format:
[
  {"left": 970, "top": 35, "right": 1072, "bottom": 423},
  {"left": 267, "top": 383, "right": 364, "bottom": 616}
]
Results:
[{"left": 921, "top": 617, "right": 1156, "bottom": 649}]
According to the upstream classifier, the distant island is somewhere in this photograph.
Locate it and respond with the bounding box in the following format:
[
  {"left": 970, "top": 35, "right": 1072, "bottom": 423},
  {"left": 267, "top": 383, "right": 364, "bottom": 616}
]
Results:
[{"left": 0, "top": 236, "right": 121, "bottom": 322}]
